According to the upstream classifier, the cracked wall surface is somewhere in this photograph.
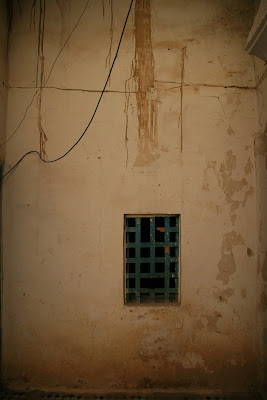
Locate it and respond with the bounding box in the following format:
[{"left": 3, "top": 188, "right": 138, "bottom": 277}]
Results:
[{"left": 1, "top": 0, "right": 265, "bottom": 394}]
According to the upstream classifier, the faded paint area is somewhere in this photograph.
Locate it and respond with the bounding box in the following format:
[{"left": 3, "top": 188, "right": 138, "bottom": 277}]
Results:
[
  {"left": 1, "top": 0, "right": 264, "bottom": 395},
  {"left": 219, "top": 150, "right": 251, "bottom": 212}
]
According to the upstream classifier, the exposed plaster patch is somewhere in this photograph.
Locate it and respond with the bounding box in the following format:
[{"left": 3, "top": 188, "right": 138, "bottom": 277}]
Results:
[
  {"left": 217, "top": 231, "right": 245, "bottom": 285},
  {"left": 202, "top": 160, "right": 216, "bottom": 190},
  {"left": 203, "top": 151, "right": 253, "bottom": 221}
]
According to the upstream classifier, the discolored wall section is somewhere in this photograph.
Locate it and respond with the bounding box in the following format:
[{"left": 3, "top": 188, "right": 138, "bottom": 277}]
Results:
[{"left": 1, "top": 0, "right": 264, "bottom": 394}]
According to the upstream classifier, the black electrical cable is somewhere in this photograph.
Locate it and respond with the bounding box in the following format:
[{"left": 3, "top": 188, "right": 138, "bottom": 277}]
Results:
[
  {"left": 1, "top": 0, "right": 134, "bottom": 181},
  {"left": 0, "top": 0, "right": 90, "bottom": 148}
]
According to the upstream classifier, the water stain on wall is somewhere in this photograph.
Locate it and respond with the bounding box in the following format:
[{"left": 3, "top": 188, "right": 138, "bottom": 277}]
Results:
[
  {"left": 32, "top": 0, "right": 47, "bottom": 158},
  {"left": 133, "top": 0, "right": 159, "bottom": 166}
]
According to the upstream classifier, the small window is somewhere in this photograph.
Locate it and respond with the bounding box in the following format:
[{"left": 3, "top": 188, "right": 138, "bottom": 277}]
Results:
[{"left": 124, "top": 215, "right": 180, "bottom": 304}]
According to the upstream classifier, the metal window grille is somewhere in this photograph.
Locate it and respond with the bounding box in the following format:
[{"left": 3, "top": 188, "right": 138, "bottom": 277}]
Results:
[{"left": 124, "top": 215, "right": 180, "bottom": 304}]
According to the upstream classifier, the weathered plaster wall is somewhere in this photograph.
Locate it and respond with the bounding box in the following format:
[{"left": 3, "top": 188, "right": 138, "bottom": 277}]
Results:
[
  {"left": 0, "top": 0, "right": 8, "bottom": 385},
  {"left": 0, "top": 0, "right": 8, "bottom": 161},
  {"left": 2, "top": 0, "right": 263, "bottom": 394},
  {"left": 254, "top": 55, "right": 267, "bottom": 387}
]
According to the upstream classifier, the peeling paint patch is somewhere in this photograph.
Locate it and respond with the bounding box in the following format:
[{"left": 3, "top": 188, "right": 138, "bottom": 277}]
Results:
[
  {"left": 202, "top": 161, "right": 216, "bottom": 190},
  {"left": 203, "top": 151, "right": 254, "bottom": 218},
  {"left": 214, "top": 287, "right": 234, "bottom": 303},
  {"left": 219, "top": 150, "right": 253, "bottom": 212},
  {"left": 219, "top": 151, "right": 247, "bottom": 212},
  {"left": 217, "top": 231, "right": 244, "bottom": 284}
]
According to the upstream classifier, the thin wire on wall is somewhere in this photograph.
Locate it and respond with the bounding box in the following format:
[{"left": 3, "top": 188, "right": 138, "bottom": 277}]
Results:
[
  {"left": 1, "top": 0, "right": 134, "bottom": 181},
  {"left": 0, "top": 0, "right": 90, "bottom": 147}
]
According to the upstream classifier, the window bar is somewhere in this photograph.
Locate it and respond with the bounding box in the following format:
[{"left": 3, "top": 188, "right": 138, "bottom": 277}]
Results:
[
  {"left": 150, "top": 217, "right": 155, "bottom": 302},
  {"left": 164, "top": 217, "right": 170, "bottom": 302},
  {"left": 135, "top": 217, "right": 141, "bottom": 303}
]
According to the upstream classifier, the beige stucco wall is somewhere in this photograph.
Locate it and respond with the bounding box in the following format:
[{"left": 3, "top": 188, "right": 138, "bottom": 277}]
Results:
[
  {"left": 2, "top": 0, "right": 264, "bottom": 394},
  {"left": 0, "top": 0, "right": 8, "bottom": 161},
  {"left": 254, "top": 55, "right": 267, "bottom": 387}
]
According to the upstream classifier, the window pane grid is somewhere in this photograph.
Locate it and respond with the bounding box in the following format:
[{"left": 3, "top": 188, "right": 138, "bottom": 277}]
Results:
[
  {"left": 126, "top": 242, "right": 178, "bottom": 248},
  {"left": 135, "top": 218, "right": 141, "bottom": 303},
  {"left": 126, "top": 288, "right": 178, "bottom": 294},
  {"left": 127, "top": 257, "right": 178, "bottom": 262},
  {"left": 164, "top": 217, "right": 170, "bottom": 302},
  {"left": 125, "top": 215, "right": 179, "bottom": 304}
]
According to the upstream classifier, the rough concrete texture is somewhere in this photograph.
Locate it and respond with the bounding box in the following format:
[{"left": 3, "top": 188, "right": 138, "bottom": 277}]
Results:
[{"left": 1, "top": 0, "right": 266, "bottom": 395}]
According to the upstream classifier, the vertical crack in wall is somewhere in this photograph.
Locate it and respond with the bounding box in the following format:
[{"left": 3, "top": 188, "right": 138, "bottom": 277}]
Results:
[
  {"left": 133, "top": 0, "right": 158, "bottom": 166},
  {"left": 36, "top": 0, "right": 47, "bottom": 159}
]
